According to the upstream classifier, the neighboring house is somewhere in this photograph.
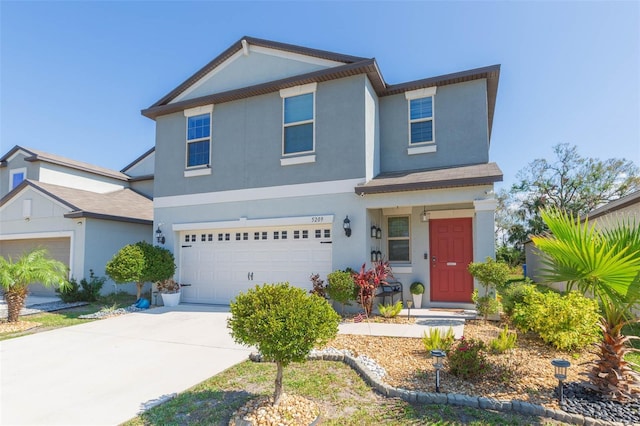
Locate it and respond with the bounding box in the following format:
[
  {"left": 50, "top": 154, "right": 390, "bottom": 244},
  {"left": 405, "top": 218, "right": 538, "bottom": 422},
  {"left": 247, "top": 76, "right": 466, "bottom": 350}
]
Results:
[
  {"left": 525, "top": 190, "right": 640, "bottom": 285},
  {"left": 0, "top": 146, "right": 155, "bottom": 296},
  {"left": 143, "top": 36, "right": 502, "bottom": 308}
]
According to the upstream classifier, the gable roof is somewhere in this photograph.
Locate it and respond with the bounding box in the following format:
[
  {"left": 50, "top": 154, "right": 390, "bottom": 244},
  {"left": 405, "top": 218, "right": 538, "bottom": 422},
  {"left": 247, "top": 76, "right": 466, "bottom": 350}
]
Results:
[
  {"left": 142, "top": 37, "right": 500, "bottom": 138},
  {"left": 120, "top": 146, "right": 155, "bottom": 174},
  {"left": 585, "top": 190, "right": 640, "bottom": 221},
  {"left": 0, "top": 146, "right": 130, "bottom": 181},
  {"left": 0, "top": 180, "right": 153, "bottom": 224},
  {"left": 354, "top": 162, "right": 503, "bottom": 195}
]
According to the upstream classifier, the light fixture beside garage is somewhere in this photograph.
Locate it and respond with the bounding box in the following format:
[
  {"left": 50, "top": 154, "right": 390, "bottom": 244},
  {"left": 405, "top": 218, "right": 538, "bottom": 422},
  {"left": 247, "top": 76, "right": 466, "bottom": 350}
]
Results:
[
  {"left": 155, "top": 225, "right": 165, "bottom": 245},
  {"left": 343, "top": 216, "right": 351, "bottom": 237},
  {"left": 421, "top": 207, "right": 429, "bottom": 222}
]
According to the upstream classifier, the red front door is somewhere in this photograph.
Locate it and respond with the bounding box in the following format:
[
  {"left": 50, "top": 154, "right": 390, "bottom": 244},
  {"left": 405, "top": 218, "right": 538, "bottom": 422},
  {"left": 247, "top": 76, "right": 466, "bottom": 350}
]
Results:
[{"left": 429, "top": 218, "right": 473, "bottom": 303}]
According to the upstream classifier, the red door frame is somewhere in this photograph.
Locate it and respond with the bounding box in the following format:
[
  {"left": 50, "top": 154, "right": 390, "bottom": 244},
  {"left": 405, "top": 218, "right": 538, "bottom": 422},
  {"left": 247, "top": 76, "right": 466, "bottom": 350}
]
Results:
[{"left": 429, "top": 218, "right": 474, "bottom": 303}]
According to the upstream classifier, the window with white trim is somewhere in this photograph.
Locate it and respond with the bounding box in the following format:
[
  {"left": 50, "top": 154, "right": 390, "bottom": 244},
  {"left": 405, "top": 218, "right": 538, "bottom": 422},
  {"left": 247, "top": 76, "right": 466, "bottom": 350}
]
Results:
[
  {"left": 9, "top": 168, "right": 26, "bottom": 190},
  {"left": 405, "top": 87, "right": 437, "bottom": 147},
  {"left": 280, "top": 83, "right": 316, "bottom": 156},
  {"left": 184, "top": 105, "right": 213, "bottom": 169},
  {"left": 387, "top": 216, "right": 410, "bottom": 263}
]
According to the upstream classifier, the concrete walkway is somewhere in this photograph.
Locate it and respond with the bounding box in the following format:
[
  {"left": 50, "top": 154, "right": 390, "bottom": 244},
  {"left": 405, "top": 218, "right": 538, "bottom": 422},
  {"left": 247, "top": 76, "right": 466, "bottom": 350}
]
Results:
[
  {"left": 338, "top": 308, "right": 472, "bottom": 339},
  {"left": 0, "top": 304, "right": 252, "bottom": 426}
]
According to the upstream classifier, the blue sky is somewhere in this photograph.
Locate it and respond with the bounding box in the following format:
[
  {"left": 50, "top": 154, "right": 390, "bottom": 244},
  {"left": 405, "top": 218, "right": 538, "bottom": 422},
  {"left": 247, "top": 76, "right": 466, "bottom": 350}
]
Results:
[{"left": 1, "top": 1, "right": 638, "bottom": 190}]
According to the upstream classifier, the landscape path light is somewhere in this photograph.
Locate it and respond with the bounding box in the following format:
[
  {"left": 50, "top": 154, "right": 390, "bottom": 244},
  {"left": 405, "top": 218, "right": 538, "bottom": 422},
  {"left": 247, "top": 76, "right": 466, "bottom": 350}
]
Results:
[
  {"left": 406, "top": 299, "right": 413, "bottom": 319},
  {"left": 551, "top": 358, "right": 570, "bottom": 404},
  {"left": 430, "top": 349, "right": 446, "bottom": 393}
]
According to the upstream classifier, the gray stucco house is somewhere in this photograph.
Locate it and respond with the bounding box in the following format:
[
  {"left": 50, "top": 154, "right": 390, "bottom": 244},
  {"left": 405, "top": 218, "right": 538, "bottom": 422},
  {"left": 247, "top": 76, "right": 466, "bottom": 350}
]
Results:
[
  {"left": 143, "top": 36, "right": 502, "bottom": 308},
  {"left": 0, "top": 146, "right": 155, "bottom": 295}
]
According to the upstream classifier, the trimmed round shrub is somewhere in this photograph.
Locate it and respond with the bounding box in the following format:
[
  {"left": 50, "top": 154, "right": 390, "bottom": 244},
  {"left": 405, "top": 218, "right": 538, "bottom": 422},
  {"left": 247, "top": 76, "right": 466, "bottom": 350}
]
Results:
[{"left": 410, "top": 281, "right": 425, "bottom": 295}]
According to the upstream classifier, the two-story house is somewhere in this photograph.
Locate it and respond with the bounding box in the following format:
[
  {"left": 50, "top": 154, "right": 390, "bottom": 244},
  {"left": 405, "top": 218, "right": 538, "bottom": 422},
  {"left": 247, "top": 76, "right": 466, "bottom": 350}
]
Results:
[
  {"left": 143, "top": 36, "right": 502, "bottom": 308},
  {"left": 0, "top": 146, "right": 155, "bottom": 296}
]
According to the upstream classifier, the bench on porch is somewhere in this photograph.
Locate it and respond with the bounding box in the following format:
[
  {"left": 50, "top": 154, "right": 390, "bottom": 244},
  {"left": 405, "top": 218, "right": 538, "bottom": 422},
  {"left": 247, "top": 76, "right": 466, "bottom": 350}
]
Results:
[{"left": 375, "top": 281, "right": 403, "bottom": 306}]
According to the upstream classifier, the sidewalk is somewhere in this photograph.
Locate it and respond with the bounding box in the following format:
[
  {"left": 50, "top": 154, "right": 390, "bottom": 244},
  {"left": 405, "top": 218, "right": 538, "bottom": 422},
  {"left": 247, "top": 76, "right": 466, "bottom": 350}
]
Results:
[{"left": 338, "top": 308, "right": 474, "bottom": 339}]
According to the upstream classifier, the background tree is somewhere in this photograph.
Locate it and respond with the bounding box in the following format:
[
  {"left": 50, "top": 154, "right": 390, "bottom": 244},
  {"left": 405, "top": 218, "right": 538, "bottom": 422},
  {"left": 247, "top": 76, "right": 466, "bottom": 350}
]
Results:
[
  {"left": 533, "top": 208, "right": 640, "bottom": 401},
  {"left": 228, "top": 282, "right": 340, "bottom": 404},
  {"left": 497, "top": 143, "right": 640, "bottom": 258},
  {"left": 105, "top": 241, "right": 175, "bottom": 299},
  {"left": 0, "top": 248, "right": 68, "bottom": 322}
]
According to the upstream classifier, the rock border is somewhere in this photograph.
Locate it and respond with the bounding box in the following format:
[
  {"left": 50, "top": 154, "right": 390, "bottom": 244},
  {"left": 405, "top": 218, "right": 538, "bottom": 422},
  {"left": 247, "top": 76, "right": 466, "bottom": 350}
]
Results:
[{"left": 250, "top": 352, "right": 623, "bottom": 426}]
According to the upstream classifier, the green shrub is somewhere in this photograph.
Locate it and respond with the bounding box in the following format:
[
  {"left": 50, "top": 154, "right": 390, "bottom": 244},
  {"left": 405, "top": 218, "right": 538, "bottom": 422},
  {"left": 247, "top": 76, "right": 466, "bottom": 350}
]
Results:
[
  {"left": 472, "top": 289, "right": 502, "bottom": 320},
  {"left": 410, "top": 281, "right": 425, "bottom": 295},
  {"left": 447, "top": 337, "right": 489, "bottom": 379},
  {"left": 378, "top": 300, "right": 403, "bottom": 318},
  {"left": 422, "top": 327, "right": 456, "bottom": 353},
  {"left": 489, "top": 324, "right": 517, "bottom": 353},
  {"left": 326, "top": 270, "right": 356, "bottom": 314},
  {"left": 57, "top": 270, "right": 105, "bottom": 302},
  {"left": 499, "top": 281, "right": 538, "bottom": 315},
  {"left": 512, "top": 289, "right": 600, "bottom": 351},
  {"left": 227, "top": 282, "right": 340, "bottom": 403}
]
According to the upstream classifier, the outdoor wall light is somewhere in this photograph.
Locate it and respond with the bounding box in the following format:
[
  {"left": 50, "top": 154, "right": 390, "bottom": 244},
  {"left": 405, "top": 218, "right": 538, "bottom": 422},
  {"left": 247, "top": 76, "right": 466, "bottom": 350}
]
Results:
[
  {"left": 371, "top": 250, "right": 377, "bottom": 263},
  {"left": 551, "top": 358, "right": 570, "bottom": 404},
  {"left": 155, "top": 225, "right": 165, "bottom": 245},
  {"left": 371, "top": 225, "right": 377, "bottom": 238},
  {"left": 343, "top": 216, "right": 351, "bottom": 237},
  {"left": 421, "top": 207, "right": 429, "bottom": 222},
  {"left": 430, "top": 349, "right": 446, "bottom": 393},
  {"left": 375, "top": 250, "right": 382, "bottom": 262},
  {"left": 376, "top": 226, "right": 382, "bottom": 239}
]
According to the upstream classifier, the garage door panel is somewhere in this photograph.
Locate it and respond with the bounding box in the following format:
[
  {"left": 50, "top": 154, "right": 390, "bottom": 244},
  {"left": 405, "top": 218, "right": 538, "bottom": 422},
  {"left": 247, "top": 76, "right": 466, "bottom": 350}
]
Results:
[
  {"left": 180, "top": 225, "right": 332, "bottom": 305},
  {"left": 0, "top": 238, "right": 71, "bottom": 296}
]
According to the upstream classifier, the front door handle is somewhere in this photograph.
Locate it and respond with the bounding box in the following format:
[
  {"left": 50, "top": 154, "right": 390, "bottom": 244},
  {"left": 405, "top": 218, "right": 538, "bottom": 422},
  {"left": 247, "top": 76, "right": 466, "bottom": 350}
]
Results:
[{"left": 250, "top": 272, "right": 254, "bottom": 281}]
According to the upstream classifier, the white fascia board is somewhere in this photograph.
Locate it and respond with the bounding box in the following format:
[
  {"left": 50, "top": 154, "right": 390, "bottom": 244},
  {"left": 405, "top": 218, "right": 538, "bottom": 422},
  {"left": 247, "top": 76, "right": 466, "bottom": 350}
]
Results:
[
  {"left": 0, "top": 230, "right": 74, "bottom": 240},
  {"left": 173, "top": 214, "right": 335, "bottom": 232},
  {"left": 154, "top": 177, "right": 364, "bottom": 208}
]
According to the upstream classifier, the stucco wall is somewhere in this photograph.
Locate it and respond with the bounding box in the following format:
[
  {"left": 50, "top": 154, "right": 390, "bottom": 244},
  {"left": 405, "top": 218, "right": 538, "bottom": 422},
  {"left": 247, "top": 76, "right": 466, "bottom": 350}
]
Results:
[
  {"left": 154, "top": 75, "right": 368, "bottom": 197},
  {"left": 379, "top": 79, "right": 489, "bottom": 173}
]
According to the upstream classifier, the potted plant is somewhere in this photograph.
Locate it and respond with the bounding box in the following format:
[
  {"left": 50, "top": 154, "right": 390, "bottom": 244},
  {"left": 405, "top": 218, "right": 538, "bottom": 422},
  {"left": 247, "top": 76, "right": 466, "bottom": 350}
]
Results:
[
  {"left": 410, "top": 281, "right": 424, "bottom": 309},
  {"left": 156, "top": 278, "right": 181, "bottom": 307}
]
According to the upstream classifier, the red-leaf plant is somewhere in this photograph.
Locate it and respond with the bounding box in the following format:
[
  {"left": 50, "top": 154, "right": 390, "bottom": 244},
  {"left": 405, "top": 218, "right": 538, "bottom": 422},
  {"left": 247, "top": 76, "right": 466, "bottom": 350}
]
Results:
[{"left": 352, "top": 261, "right": 393, "bottom": 317}]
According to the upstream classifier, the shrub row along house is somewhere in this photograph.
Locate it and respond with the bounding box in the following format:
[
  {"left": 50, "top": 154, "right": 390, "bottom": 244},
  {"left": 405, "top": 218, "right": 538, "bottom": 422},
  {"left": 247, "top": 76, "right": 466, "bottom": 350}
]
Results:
[{"left": 1, "top": 37, "right": 503, "bottom": 308}]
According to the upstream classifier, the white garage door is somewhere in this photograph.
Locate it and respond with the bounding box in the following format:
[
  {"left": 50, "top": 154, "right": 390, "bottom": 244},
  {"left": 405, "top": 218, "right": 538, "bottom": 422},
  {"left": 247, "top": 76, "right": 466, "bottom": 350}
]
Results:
[
  {"left": 0, "top": 237, "right": 71, "bottom": 296},
  {"left": 179, "top": 224, "right": 333, "bottom": 305}
]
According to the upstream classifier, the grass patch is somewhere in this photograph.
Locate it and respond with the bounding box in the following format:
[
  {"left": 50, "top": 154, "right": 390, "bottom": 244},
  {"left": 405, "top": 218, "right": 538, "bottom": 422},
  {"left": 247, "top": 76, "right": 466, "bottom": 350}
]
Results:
[
  {"left": 623, "top": 321, "right": 640, "bottom": 372},
  {"left": 0, "top": 293, "right": 138, "bottom": 341},
  {"left": 124, "top": 360, "right": 565, "bottom": 426}
]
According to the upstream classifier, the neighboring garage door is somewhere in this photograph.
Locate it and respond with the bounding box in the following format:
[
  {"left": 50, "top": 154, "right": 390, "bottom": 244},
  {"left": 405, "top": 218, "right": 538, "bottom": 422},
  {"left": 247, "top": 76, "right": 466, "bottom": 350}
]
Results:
[
  {"left": 179, "top": 224, "right": 332, "bottom": 305},
  {"left": 0, "top": 237, "right": 71, "bottom": 296}
]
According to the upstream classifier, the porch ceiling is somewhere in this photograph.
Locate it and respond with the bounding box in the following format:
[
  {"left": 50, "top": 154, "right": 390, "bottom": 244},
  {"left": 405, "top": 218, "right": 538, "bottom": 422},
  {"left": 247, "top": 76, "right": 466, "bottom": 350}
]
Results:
[{"left": 354, "top": 162, "right": 503, "bottom": 195}]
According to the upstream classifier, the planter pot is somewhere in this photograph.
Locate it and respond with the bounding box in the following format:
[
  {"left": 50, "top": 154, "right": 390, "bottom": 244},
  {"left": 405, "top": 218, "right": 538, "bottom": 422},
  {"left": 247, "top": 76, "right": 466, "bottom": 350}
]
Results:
[
  {"left": 412, "top": 293, "right": 423, "bottom": 309},
  {"left": 161, "top": 292, "right": 181, "bottom": 307}
]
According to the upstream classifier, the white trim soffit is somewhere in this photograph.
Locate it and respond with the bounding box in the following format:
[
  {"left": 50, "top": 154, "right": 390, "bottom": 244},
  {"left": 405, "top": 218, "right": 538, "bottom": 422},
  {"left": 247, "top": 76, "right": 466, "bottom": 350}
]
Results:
[
  {"left": 474, "top": 198, "right": 498, "bottom": 211},
  {"left": 0, "top": 231, "right": 74, "bottom": 241},
  {"left": 154, "top": 177, "right": 365, "bottom": 208},
  {"left": 173, "top": 214, "right": 335, "bottom": 231}
]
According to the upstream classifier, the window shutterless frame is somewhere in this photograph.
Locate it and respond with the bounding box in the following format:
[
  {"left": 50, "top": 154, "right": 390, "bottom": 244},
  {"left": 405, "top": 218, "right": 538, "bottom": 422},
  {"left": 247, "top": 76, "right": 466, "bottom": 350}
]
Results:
[
  {"left": 280, "top": 83, "right": 317, "bottom": 157},
  {"left": 9, "top": 168, "right": 26, "bottom": 191},
  {"left": 184, "top": 105, "right": 214, "bottom": 169},
  {"left": 405, "top": 87, "right": 437, "bottom": 147},
  {"left": 387, "top": 216, "right": 411, "bottom": 263}
]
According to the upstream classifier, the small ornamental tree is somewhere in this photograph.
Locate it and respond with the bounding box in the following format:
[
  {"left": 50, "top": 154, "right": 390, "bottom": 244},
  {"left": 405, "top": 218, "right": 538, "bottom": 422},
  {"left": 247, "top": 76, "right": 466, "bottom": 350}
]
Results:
[
  {"left": 468, "top": 257, "right": 511, "bottom": 320},
  {"left": 228, "top": 283, "right": 340, "bottom": 405},
  {"left": 326, "top": 270, "right": 356, "bottom": 314},
  {"left": 0, "top": 248, "right": 69, "bottom": 322},
  {"left": 105, "top": 241, "right": 175, "bottom": 299}
]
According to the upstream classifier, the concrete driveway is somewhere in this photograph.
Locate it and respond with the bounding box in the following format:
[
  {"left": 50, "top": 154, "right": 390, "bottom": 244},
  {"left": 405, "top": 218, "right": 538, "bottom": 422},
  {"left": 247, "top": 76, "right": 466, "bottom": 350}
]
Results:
[{"left": 0, "top": 304, "right": 252, "bottom": 426}]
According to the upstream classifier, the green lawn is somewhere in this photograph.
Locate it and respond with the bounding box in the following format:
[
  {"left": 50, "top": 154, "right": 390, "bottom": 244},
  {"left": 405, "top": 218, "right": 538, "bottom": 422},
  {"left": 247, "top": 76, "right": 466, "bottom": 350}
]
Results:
[
  {"left": 0, "top": 293, "right": 137, "bottom": 341},
  {"left": 623, "top": 321, "right": 640, "bottom": 371},
  {"left": 124, "top": 360, "right": 565, "bottom": 426}
]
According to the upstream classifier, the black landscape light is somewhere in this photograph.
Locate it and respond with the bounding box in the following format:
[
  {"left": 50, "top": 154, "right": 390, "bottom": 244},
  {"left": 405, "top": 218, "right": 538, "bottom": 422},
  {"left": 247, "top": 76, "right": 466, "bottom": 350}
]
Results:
[
  {"left": 551, "top": 358, "right": 570, "bottom": 404},
  {"left": 430, "top": 349, "right": 446, "bottom": 393}
]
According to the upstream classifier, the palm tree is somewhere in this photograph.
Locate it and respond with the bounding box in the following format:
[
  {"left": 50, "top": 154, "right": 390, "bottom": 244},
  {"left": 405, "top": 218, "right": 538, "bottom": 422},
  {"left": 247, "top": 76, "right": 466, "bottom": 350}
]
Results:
[
  {"left": 0, "top": 248, "right": 69, "bottom": 322},
  {"left": 532, "top": 208, "right": 640, "bottom": 402}
]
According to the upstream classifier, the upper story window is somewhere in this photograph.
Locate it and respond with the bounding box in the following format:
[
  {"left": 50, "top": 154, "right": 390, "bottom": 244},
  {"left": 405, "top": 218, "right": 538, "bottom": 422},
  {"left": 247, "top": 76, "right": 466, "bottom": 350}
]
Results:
[
  {"left": 405, "top": 87, "right": 437, "bottom": 154},
  {"left": 280, "top": 83, "right": 317, "bottom": 159},
  {"left": 9, "top": 168, "right": 26, "bottom": 191},
  {"left": 387, "top": 216, "right": 410, "bottom": 263},
  {"left": 409, "top": 97, "right": 433, "bottom": 144},
  {"left": 184, "top": 105, "right": 213, "bottom": 172}
]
